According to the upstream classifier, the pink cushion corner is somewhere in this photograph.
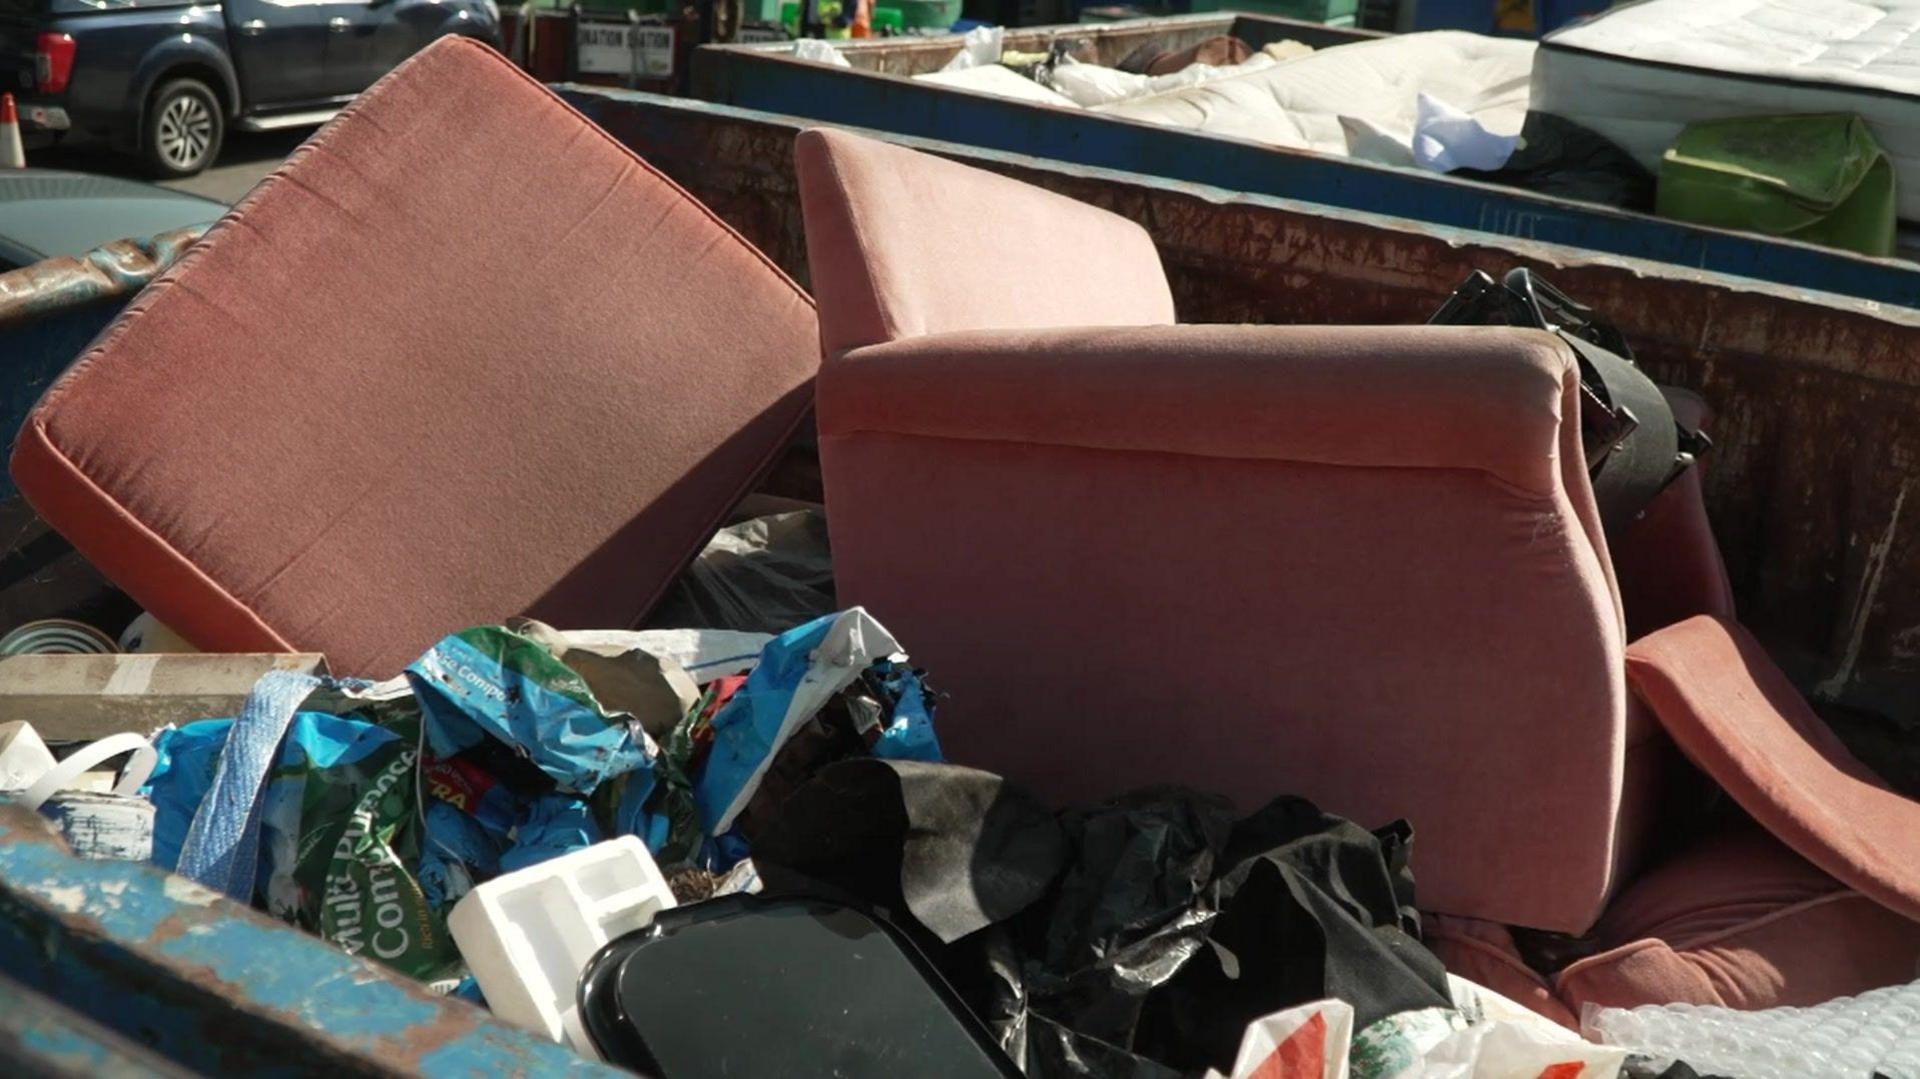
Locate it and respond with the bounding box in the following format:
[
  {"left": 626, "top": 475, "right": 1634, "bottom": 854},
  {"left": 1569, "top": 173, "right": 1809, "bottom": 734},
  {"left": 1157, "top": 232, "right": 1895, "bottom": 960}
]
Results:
[
  {"left": 793, "top": 127, "right": 1175, "bottom": 356},
  {"left": 12, "top": 37, "right": 821, "bottom": 677},
  {"left": 1423, "top": 914, "right": 1581, "bottom": 1030},
  {"left": 1559, "top": 827, "right": 1920, "bottom": 1011},
  {"left": 1625, "top": 616, "right": 1920, "bottom": 925}
]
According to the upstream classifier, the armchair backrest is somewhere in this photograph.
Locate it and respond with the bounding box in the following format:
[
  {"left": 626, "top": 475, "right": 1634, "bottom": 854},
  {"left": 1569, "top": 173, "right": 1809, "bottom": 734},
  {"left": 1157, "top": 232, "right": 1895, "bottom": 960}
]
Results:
[{"left": 796, "top": 128, "right": 1176, "bottom": 356}]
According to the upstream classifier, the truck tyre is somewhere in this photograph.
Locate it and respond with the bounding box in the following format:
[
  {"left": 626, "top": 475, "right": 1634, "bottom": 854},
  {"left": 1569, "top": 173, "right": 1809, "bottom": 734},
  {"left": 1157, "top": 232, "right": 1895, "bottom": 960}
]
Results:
[{"left": 141, "top": 78, "right": 224, "bottom": 179}]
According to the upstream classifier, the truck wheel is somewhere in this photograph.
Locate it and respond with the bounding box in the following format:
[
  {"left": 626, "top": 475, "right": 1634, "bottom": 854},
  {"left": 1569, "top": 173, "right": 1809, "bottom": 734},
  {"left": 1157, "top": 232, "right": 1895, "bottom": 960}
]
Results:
[{"left": 141, "top": 78, "right": 224, "bottom": 179}]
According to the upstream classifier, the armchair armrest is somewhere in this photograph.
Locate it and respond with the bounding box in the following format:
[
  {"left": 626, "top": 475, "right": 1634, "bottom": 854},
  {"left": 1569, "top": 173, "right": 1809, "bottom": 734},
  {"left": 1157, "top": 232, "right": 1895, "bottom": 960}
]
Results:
[
  {"left": 819, "top": 323, "right": 1583, "bottom": 499},
  {"left": 1626, "top": 616, "right": 1920, "bottom": 922}
]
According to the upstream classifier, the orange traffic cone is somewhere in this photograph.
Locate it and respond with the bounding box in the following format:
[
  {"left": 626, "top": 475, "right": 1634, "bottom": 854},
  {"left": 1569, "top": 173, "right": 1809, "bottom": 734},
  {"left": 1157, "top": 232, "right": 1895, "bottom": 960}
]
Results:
[{"left": 0, "top": 94, "right": 23, "bottom": 169}]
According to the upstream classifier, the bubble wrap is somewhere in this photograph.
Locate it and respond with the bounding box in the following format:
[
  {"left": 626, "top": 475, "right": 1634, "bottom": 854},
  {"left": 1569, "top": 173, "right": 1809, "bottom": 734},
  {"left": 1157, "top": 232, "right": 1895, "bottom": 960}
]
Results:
[{"left": 1586, "top": 980, "right": 1920, "bottom": 1079}]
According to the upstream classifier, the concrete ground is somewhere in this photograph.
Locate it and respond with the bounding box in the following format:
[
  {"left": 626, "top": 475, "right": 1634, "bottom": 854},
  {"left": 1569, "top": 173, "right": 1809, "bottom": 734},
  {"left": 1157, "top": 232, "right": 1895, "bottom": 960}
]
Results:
[{"left": 33, "top": 128, "right": 314, "bottom": 205}]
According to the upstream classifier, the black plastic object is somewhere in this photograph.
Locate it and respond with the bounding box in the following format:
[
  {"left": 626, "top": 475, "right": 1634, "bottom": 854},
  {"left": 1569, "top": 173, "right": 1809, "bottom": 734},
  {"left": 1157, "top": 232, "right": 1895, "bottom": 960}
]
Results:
[
  {"left": 1452, "top": 113, "right": 1657, "bottom": 212},
  {"left": 750, "top": 761, "right": 1455, "bottom": 1077},
  {"left": 577, "top": 894, "right": 1024, "bottom": 1078},
  {"left": 1428, "top": 268, "right": 1709, "bottom": 540}
]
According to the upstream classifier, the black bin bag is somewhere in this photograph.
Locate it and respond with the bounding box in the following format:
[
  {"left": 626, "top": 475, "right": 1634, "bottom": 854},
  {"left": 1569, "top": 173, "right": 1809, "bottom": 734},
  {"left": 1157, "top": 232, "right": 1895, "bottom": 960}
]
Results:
[{"left": 578, "top": 894, "right": 1024, "bottom": 1078}]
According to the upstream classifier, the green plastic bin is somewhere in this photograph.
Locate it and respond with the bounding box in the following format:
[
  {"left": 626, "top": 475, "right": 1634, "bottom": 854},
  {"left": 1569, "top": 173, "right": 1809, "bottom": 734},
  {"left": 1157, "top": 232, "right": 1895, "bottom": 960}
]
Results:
[
  {"left": 894, "top": 0, "right": 962, "bottom": 27},
  {"left": 1656, "top": 114, "right": 1896, "bottom": 259}
]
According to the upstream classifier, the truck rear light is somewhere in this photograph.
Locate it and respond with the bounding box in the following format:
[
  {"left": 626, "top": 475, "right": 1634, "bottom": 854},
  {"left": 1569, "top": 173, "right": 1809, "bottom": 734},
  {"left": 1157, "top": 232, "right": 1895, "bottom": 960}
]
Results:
[{"left": 35, "top": 33, "right": 76, "bottom": 95}]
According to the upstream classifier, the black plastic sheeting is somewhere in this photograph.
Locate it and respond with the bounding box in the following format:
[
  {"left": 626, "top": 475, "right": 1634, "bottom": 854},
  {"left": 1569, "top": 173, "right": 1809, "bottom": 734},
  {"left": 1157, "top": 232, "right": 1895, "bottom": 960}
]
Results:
[
  {"left": 647, "top": 510, "right": 836, "bottom": 635},
  {"left": 1455, "top": 113, "right": 1656, "bottom": 213},
  {"left": 752, "top": 759, "right": 1452, "bottom": 1076}
]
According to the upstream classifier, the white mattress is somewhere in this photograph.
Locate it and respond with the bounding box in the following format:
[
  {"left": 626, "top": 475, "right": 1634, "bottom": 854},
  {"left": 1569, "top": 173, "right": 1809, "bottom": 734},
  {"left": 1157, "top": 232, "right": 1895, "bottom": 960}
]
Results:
[
  {"left": 1093, "top": 32, "right": 1535, "bottom": 170},
  {"left": 1534, "top": 0, "right": 1920, "bottom": 219},
  {"left": 915, "top": 64, "right": 1081, "bottom": 108}
]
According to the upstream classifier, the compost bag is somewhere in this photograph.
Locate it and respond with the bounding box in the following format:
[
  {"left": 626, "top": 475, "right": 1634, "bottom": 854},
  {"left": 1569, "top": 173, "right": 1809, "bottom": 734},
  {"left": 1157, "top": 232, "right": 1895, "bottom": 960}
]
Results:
[
  {"left": 146, "top": 701, "right": 460, "bottom": 982},
  {"left": 406, "top": 623, "right": 663, "bottom": 909},
  {"left": 751, "top": 759, "right": 1452, "bottom": 1077},
  {"left": 408, "top": 609, "right": 940, "bottom": 906}
]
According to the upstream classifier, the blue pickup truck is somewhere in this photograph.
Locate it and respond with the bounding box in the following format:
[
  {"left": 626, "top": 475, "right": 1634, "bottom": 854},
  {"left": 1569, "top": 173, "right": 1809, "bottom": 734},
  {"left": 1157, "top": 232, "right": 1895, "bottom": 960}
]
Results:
[{"left": 0, "top": 0, "right": 499, "bottom": 177}]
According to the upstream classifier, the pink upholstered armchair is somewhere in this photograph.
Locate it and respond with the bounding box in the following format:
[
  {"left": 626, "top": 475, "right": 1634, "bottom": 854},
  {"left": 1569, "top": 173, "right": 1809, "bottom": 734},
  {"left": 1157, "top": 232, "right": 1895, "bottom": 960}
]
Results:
[
  {"left": 802, "top": 126, "right": 1644, "bottom": 934},
  {"left": 796, "top": 128, "right": 1920, "bottom": 1010}
]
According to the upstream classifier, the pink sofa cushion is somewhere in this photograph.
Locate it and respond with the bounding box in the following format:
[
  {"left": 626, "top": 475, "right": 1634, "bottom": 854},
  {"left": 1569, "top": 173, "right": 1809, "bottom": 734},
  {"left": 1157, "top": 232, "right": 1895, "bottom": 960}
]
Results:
[
  {"left": 1559, "top": 827, "right": 1920, "bottom": 1011},
  {"left": 10, "top": 37, "right": 819, "bottom": 678},
  {"left": 1626, "top": 616, "right": 1920, "bottom": 924},
  {"left": 817, "top": 323, "right": 1628, "bottom": 933},
  {"left": 795, "top": 127, "right": 1174, "bottom": 356},
  {"left": 1424, "top": 915, "right": 1581, "bottom": 1030}
]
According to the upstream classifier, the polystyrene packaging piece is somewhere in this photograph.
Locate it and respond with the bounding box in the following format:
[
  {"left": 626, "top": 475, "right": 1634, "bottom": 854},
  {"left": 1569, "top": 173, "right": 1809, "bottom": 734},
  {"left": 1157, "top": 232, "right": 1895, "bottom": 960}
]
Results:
[{"left": 448, "top": 836, "right": 676, "bottom": 1054}]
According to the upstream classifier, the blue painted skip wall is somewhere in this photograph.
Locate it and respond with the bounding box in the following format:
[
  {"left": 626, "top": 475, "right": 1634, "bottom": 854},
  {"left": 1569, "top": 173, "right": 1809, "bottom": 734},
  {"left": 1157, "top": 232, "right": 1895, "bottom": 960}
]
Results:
[
  {"left": 0, "top": 298, "right": 125, "bottom": 501},
  {"left": 688, "top": 54, "right": 1920, "bottom": 309},
  {"left": 0, "top": 804, "right": 624, "bottom": 1077}
]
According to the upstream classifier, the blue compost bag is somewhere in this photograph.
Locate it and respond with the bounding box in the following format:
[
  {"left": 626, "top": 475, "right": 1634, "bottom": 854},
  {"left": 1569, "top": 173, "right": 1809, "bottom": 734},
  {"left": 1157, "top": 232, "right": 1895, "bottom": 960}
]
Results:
[
  {"left": 695, "top": 610, "right": 943, "bottom": 864},
  {"left": 406, "top": 626, "right": 654, "bottom": 795},
  {"left": 867, "top": 659, "right": 942, "bottom": 764},
  {"left": 148, "top": 712, "right": 401, "bottom": 873},
  {"left": 406, "top": 626, "right": 655, "bottom": 899},
  {"left": 145, "top": 706, "right": 460, "bottom": 981},
  {"left": 500, "top": 793, "right": 604, "bottom": 874}
]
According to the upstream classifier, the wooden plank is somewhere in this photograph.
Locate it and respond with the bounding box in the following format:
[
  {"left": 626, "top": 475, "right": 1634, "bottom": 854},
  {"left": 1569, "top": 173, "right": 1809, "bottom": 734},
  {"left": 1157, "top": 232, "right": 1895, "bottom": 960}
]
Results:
[{"left": 0, "top": 653, "right": 330, "bottom": 741}]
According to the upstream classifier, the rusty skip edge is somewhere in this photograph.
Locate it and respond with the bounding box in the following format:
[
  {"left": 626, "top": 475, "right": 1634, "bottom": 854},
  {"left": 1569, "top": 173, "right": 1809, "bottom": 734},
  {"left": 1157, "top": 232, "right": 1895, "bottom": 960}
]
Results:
[
  {"left": 566, "top": 86, "right": 1920, "bottom": 689},
  {"left": 561, "top": 87, "right": 1910, "bottom": 321},
  {"left": 0, "top": 227, "right": 208, "bottom": 330},
  {"left": 0, "top": 804, "right": 622, "bottom": 1078},
  {"left": 0, "top": 966, "right": 197, "bottom": 1078}
]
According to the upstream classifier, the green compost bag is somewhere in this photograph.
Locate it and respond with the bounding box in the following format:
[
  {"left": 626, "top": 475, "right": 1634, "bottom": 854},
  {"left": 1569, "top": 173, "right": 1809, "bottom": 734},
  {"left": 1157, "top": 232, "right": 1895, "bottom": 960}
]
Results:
[
  {"left": 278, "top": 701, "right": 460, "bottom": 983},
  {"left": 151, "top": 701, "right": 461, "bottom": 983}
]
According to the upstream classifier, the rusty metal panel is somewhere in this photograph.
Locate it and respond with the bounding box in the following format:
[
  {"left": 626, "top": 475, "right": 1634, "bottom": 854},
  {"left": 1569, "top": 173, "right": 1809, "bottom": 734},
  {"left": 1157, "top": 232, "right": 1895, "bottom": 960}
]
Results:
[
  {"left": 567, "top": 86, "right": 1920, "bottom": 701},
  {"left": 0, "top": 227, "right": 204, "bottom": 329},
  {"left": 0, "top": 803, "right": 625, "bottom": 1077},
  {"left": 687, "top": 28, "right": 1920, "bottom": 309},
  {"left": 0, "top": 228, "right": 209, "bottom": 503}
]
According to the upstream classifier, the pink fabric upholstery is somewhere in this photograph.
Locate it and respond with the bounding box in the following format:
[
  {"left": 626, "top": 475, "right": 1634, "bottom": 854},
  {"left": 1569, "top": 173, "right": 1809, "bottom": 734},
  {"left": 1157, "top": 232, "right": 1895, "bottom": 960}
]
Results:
[
  {"left": 1613, "top": 389, "right": 1736, "bottom": 640},
  {"left": 10, "top": 38, "right": 819, "bottom": 678},
  {"left": 1626, "top": 615, "right": 1920, "bottom": 924},
  {"left": 795, "top": 127, "right": 1174, "bottom": 355},
  {"left": 1424, "top": 915, "right": 1581, "bottom": 1030},
  {"left": 1559, "top": 827, "right": 1920, "bottom": 1011},
  {"left": 801, "top": 128, "right": 1640, "bottom": 933},
  {"left": 817, "top": 330, "right": 1627, "bottom": 932}
]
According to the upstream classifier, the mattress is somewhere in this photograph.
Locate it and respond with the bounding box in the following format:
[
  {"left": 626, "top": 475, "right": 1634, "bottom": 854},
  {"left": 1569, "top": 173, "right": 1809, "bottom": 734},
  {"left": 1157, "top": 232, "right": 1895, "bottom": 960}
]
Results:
[
  {"left": 1095, "top": 32, "right": 1534, "bottom": 169},
  {"left": 915, "top": 64, "right": 1080, "bottom": 108},
  {"left": 1534, "top": 0, "right": 1920, "bottom": 220}
]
